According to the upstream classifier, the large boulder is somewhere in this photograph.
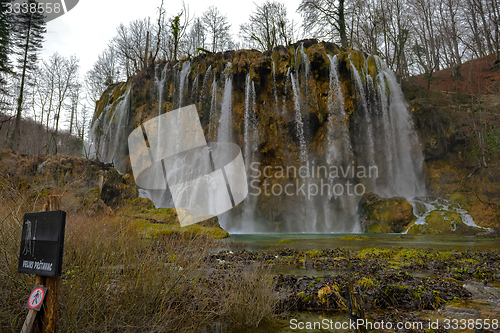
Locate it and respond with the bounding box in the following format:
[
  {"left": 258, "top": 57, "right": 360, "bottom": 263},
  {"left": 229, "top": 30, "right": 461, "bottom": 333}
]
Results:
[
  {"left": 405, "top": 209, "right": 484, "bottom": 236},
  {"left": 358, "top": 192, "right": 415, "bottom": 233}
]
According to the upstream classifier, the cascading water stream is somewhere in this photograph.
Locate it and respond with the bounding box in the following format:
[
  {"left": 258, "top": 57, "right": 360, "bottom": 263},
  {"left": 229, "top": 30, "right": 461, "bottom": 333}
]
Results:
[
  {"left": 282, "top": 68, "right": 291, "bottom": 116},
  {"left": 375, "top": 72, "right": 395, "bottom": 189},
  {"left": 241, "top": 73, "right": 259, "bottom": 232},
  {"left": 290, "top": 74, "right": 308, "bottom": 163},
  {"left": 156, "top": 64, "right": 168, "bottom": 115},
  {"left": 272, "top": 61, "right": 279, "bottom": 113},
  {"left": 217, "top": 63, "right": 233, "bottom": 144},
  {"left": 91, "top": 87, "right": 131, "bottom": 168},
  {"left": 191, "top": 70, "right": 199, "bottom": 103},
  {"left": 374, "top": 56, "right": 425, "bottom": 197},
  {"left": 350, "top": 60, "right": 377, "bottom": 189},
  {"left": 200, "top": 65, "right": 212, "bottom": 104},
  {"left": 244, "top": 74, "right": 252, "bottom": 165},
  {"left": 324, "top": 55, "right": 360, "bottom": 232},
  {"left": 178, "top": 60, "right": 191, "bottom": 108},
  {"left": 209, "top": 71, "right": 218, "bottom": 141}
]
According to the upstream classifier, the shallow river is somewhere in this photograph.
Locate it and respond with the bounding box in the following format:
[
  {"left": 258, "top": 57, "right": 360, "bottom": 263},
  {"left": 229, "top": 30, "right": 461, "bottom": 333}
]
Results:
[{"left": 218, "top": 233, "right": 500, "bottom": 252}]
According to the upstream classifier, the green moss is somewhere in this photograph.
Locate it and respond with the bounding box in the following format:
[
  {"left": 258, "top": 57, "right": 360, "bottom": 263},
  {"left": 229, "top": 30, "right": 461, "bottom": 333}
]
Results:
[
  {"left": 356, "top": 277, "right": 377, "bottom": 290},
  {"left": 130, "top": 220, "right": 229, "bottom": 240},
  {"left": 356, "top": 248, "right": 391, "bottom": 259},
  {"left": 395, "top": 249, "right": 428, "bottom": 262},
  {"left": 306, "top": 250, "right": 322, "bottom": 258},
  {"left": 349, "top": 50, "right": 365, "bottom": 76},
  {"left": 361, "top": 194, "right": 415, "bottom": 233},
  {"left": 367, "top": 55, "right": 377, "bottom": 78},
  {"left": 339, "top": 235, "right": 368, "bottom": 241},
  {"left": 278, "top": 239, "right": 293, "bottom": 244}
]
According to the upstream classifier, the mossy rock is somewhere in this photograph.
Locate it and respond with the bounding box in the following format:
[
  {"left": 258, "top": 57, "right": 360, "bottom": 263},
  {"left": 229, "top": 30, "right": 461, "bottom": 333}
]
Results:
[
  {"left": 129, "top": 218, "right": 229, "bottom": 240},
  {"left": 119, "top": 199, "right": 228, "bottom": 239},
  {"left": 359, "top": 192, "right": 415, "bottom": 233},
  {"left": 367, "top": 55, "right": 377, "bottom": 78},
  {"left": 349, "top": 50, "right": 365, "bottom": 75},
  {"left": 100, "top": 168, "right": 139, "bottom": 208},
  {"left": 405, "top": 210, "right": 484, "bottom": 235}
]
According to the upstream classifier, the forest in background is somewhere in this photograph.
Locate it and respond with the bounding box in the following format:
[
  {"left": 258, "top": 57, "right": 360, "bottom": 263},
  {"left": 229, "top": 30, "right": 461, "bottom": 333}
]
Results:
[{"left": 0, "top": 0, "right": 499, "bottom": 156}]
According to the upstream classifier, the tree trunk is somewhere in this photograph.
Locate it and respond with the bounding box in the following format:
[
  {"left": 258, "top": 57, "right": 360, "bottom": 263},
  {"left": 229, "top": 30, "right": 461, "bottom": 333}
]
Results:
[
  {"left": 144, "top": 30, "right": 149, "bottom": 69},
  {"left": 339, "top": 0, "right": 348, "bottom": 48},
  {"left": 10, "top": 16, "right": 32, "bottom": 152}
]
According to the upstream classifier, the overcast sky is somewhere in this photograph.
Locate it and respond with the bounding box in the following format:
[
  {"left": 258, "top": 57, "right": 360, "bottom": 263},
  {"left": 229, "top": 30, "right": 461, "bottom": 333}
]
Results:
[{"left": 42, "top": 0, "right": 303, "bottom": 76}]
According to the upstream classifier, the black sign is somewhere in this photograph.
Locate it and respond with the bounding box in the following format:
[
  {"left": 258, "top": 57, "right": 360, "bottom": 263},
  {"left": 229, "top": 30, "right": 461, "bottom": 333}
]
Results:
[{"left": 18, "top": 211, "right": 66, "bottom": 277}]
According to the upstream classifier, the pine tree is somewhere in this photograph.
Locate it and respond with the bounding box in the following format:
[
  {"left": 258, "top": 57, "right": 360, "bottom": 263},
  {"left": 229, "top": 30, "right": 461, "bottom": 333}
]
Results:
[
  {"left": 0, "top": 0, "right": 13, "bottom": 93},
  {"left": 9, "top": 0, "right": 46, "bottom": 151}
]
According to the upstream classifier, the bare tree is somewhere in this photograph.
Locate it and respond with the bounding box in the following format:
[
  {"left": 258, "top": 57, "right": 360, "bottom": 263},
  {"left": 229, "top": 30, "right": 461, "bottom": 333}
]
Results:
[
  {"left": 437, "top": 0, "right": 463, "bottom": 73},
  {"left": 186, "top": 18, "right": 206, "bottom": 56},
  {"left": 239, "top": 1, "right": 294, "bottom": 51},
  {"left": 298, "top": 0, "right": 349, "bottom": 47},
  {"left": 38, "top": 53, "right": 79, "bottom": 154},
  {"left": 350, "top": 0, "right": 384, "bottom": 55},
  {"left": 30, "top": 61, "right": 54, "bottom": 126},
  {"left": 409, "top": 0, "right": 441, "bottom": 89},
  {"left": 202, "top": 6, "right": 232, "bottom": 53},
  {"left": 113, "top": 18, "right": 151, "bottom": 78},
  {"left": 85, "top": 45, "right": 120, "bottom": 106},
  {"left": 67, "top": 82, "right": 80, "bottom": 136},
  {"left": 487, "top": 0, "right": 500, "bottom": 61}
]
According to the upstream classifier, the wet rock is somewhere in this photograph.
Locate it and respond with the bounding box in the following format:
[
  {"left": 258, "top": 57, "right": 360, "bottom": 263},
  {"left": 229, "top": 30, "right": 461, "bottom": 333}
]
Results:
[
  {"left": 100, "top": 168, "right": 138, "bottom": 208},
  {"left": 358, "top": 192, "right": 415, "bottom": 233},
  {"left": 405, "top": 209, "right": 484, "bottom": 235}
]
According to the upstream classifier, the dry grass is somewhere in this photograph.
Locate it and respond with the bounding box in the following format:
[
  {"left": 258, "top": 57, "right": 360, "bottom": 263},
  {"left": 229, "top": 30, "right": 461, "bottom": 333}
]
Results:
[{"left": 0, "top": 173, "right": 277, "bottom": 332}]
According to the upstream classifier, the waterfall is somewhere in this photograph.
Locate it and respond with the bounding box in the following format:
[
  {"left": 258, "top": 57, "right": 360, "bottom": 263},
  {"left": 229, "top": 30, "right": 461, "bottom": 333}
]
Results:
[
  {"left": 208, "top": 70, "right": 218, "bottom": 141},
  {"left": 350, "top": 60, "right": 377, "bottom": 188},
  {"left": 290, "top": 74, "right": 308, "bottom": 163},
  {"left": 375, "top": 72, "right": 395, "bottom": 190},
  {"left": 90, "top": 86, "right": 131, "bottom": 169},
  {"left": 178, "top": 60, "right": 191, "bottom": 108},
  {"left": 326, "top": 55, "right": 350, "bottom": 163},
  {"left": 156, "top": 64, "right": 168, "bottom": 115},
  {"left": 190, "top": 70, "right": 199, "bottom": 103},
  {"left": 92, "top": 47, "right": 430, "bottom": 234},
  {"left": 324, "top": 55, "right": 360, "bottom": 233},
  {"left": 272, "top": 61, "right": 279, "bottom": 113},
  {"left": 217, "top": 63, "right": 233, "bottom": 144},
  {"left": 241, "top": 73, "right": 259, "bottom": 232},
  {"left": 244, "top": 74, "right": 252, "bottom": 164},
  {"left": 376, "top": 61, "right": 425, "bottom": 197},
  {"left": 300, "top": 44, "right": 310, "bottom": 79},
  {"left": 200, "top": 65, "right": 212, "bottom": 104},
  {"left": 282, "top": 67, "right": 291, "bottom": 116}
]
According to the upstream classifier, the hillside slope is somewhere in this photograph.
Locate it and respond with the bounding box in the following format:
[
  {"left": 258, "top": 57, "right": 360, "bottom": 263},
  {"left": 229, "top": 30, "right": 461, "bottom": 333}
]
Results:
[{"left": 404, "top": 57, "right": 500, "bottom": 229}]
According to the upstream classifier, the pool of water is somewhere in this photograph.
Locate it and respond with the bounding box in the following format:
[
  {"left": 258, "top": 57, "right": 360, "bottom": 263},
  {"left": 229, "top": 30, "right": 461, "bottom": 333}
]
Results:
[{"left": 218, "top": 234, "right": 500, "bottom": 252}]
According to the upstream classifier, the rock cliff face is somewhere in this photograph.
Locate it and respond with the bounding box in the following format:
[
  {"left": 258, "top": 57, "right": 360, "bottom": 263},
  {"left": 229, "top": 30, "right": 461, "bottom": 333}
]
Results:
[{"left": 91, "top": 40, "right": 427, "bottom": 233}]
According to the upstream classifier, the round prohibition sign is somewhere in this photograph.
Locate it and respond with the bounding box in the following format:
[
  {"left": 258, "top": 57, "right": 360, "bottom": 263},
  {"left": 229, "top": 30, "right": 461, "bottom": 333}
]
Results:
[{"left": 28, "top": 287, "right": 45, "bottom": 309}]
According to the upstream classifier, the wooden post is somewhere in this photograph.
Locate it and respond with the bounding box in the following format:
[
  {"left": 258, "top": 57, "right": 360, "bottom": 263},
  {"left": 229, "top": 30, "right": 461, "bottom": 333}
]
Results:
[
  {"left": 21, "top": 310, "right": 37, "bottom": 333},
  {"left": 344, "top": 283, "right": 367, "bottom": 333},
  {"left": 33, "top": 195, "right": 61, "bottom": 333}
]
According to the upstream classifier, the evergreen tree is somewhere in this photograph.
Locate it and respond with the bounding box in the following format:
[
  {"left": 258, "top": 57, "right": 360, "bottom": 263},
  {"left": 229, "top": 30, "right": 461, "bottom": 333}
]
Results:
[
  {"left": 9, "top": 0, "right": 46, "bottom": 151},
  {"left": 0, "top": 0, "right": 13, "bottom": 94}
]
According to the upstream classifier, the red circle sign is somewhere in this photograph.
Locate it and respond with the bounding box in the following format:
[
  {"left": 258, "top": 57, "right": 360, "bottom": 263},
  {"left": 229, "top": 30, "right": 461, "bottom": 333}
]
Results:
[{"left": 28, "top": 288, "right": 45, "bottom": 309}]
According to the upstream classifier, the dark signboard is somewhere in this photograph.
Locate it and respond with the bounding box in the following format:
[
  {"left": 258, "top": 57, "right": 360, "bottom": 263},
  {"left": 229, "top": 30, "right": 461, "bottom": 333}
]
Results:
[{"left": 18, "top": 211, "right": 66, "bottom": 277}]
